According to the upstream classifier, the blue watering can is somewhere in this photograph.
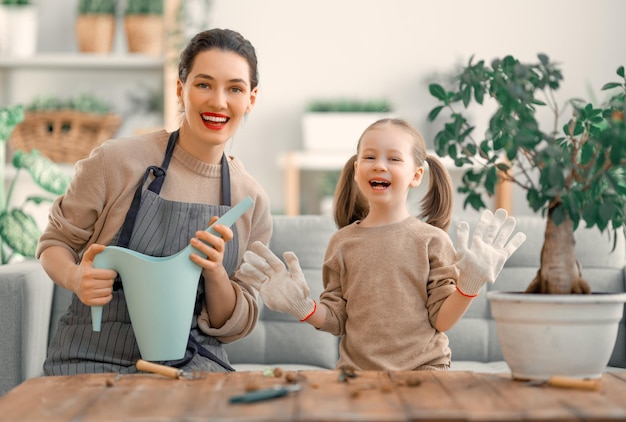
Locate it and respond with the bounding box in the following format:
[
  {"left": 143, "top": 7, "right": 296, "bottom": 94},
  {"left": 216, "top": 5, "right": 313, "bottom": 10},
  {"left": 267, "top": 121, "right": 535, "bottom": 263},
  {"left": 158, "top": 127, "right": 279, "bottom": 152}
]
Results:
[{"left": 92, "top": 196, "right": 254, "bottom": 361}]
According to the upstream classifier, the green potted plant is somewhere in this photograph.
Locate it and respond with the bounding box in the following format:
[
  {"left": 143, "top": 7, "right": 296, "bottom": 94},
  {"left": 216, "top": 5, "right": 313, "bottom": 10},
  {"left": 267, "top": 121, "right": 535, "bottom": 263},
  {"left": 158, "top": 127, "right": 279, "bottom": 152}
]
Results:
[
  {"left": 75, "top": 0, "right": 117, "bottom": 53},
  {"left": 124, "top": 0, "right": 164, "bottom": 56},
  {"left": 0, "top": 105, "right": 71, "bottom": 264},
  {"left": 0, "top": 0, "right": 37, "bottom": 57},
  {"left": 302, "top": 98, "right": 393, "bottom": 152},
  {"left": 428, "top": 54, "right": 626, "bottom": 380}
]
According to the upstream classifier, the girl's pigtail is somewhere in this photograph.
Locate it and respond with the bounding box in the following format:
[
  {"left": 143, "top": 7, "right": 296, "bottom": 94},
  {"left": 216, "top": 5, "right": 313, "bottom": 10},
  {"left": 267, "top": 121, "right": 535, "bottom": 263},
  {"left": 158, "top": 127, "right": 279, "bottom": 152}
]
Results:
[
  {"left": 333, "top": 155, "right": 368, "bottom": 228},
  {"left": 419, "top": 155, "right": 453, "bottom": 231}
]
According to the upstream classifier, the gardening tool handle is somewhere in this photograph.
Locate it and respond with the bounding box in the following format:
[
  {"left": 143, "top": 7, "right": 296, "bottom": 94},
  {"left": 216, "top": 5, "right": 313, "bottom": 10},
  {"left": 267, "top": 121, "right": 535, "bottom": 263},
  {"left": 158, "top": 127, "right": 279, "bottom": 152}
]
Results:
[
  {"left": 136, "top": 359, "right": 181, "bottom": 379},
  {"left": 549, "top": 375, "right": 601, "bottom": 391}
]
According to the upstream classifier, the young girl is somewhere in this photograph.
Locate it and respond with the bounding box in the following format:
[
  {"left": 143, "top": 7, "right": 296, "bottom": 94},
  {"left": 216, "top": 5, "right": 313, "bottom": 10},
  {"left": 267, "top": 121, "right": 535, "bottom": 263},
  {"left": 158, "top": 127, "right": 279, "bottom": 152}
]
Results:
[{"left": 236, "top": 118, "right": 525, "bottom": 371}]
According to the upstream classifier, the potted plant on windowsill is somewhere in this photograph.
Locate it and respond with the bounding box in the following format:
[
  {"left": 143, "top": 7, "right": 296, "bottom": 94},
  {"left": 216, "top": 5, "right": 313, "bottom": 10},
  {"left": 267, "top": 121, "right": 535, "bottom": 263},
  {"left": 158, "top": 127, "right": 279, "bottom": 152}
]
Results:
[
  {"left": 0, "top": 0, "right": 37, "bottom": 57},
  {"left": 75, "top": 0, "right": 117, "bottom": 53},
  {"left": 124, "top": 0, "right": 164, "bottom": 56},
  {"left": 428, "top": 54, "right": 626, "bottom": 381},
  {"left": 302, "top": 98, "right": 393, "bottom": 153}
]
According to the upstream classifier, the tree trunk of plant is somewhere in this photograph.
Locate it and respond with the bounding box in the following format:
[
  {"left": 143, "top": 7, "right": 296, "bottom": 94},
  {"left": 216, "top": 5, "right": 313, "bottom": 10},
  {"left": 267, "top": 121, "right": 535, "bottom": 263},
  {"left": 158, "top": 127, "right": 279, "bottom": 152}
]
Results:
[{"left": 525, "top": 205, "right": 591, "bottom": 294}]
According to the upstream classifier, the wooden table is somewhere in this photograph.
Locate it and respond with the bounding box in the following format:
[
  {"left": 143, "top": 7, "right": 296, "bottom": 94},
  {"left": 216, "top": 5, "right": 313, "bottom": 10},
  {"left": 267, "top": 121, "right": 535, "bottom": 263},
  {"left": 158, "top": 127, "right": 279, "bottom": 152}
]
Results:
[{"left": 1, "top": 370, "right": 625, "bottom": 421}]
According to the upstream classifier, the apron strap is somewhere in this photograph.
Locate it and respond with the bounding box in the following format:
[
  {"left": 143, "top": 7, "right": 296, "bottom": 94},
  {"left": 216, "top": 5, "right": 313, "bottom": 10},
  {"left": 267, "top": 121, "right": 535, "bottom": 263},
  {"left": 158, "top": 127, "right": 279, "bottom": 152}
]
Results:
[
  {"left": 163, "top": 333, "right": 235, "bottom": 372},
  {"left": 147, "top": 130, "right": 177, "bottom": 194}
]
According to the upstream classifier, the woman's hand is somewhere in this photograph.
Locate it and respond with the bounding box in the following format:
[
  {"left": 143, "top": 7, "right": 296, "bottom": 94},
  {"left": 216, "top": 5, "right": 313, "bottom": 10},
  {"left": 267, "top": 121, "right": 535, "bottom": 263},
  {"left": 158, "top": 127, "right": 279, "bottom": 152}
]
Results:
[
  {"left": 74, "top": 243, "right": 118, "bottom": 306},
  {"left": 190, "top": 215, "right": 235, "bottom": 278}
]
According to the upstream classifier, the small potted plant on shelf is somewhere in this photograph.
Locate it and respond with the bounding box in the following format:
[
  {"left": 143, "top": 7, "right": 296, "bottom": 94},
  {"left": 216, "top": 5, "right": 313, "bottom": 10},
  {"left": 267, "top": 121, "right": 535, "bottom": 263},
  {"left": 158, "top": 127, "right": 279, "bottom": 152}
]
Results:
[
  {"left": 428, "top": 54, "right": 626, "bottom": 380},
  {"left": 124, "top": 0, "right": 164, "bottom": 56},
  {"left": 75, "top": 0, "right": 117, "bottom": 54},
  {"left": 302, "top": 98, "right": 393, "bottom": 153},
  {"left": 0, "top": 105, "right": 71, "bottom": 264},
  {"left": 0, "top": 0, "right": 37, "bottom": 57}
]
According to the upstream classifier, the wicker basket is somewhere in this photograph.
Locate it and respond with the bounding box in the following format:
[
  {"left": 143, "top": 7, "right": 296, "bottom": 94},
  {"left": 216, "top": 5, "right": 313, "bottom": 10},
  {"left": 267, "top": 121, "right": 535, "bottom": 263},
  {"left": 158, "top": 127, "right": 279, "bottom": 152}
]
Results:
[{"left": 9, "top": 110, "right": 121, "bottom": 163}]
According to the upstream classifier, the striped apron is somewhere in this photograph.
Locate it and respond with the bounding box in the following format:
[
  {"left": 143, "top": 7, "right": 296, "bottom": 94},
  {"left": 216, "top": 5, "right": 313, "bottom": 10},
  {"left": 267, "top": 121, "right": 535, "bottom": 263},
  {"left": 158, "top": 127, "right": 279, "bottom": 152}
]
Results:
[{"left": 44, "top": 130, "right": 238, "bottom": 375}]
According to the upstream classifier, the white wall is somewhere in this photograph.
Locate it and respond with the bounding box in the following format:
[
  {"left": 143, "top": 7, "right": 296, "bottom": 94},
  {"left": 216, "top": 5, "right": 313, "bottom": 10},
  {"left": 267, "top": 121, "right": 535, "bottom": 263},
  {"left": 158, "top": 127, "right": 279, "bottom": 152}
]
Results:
[{"left": 33, "top": 0, "right": 626, "bottom": 216}]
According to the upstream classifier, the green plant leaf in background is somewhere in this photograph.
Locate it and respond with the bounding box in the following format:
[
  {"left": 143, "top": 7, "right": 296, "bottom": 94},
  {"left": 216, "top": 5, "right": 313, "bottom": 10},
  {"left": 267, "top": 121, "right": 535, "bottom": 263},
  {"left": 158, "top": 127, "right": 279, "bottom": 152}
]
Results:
[
  {"left": 306, "top": 98, "right": 392, "bottom": 113},
  {"left": 0, "top": 209, "right": 39, "bottom": 258},
  {"left": 26, "top": 92, "right": 112, "bottom": 114},
  {"left": 0, "top": 104, "right": 24, "bottom": 142},
  {"left": 0, "top": 0, "right": 32, "bottom": 5},
  {"left": 13, "top": 150, "right": 71, "bottom": 195},
  {"left": 125, "top": 0, "right": 163, "bottom": 15},
  {"left": 77, "top": 0, "right": 116, "bottom": 15},
  {"left": 0, "top": 104, "right": 71, "bottom": 264}
]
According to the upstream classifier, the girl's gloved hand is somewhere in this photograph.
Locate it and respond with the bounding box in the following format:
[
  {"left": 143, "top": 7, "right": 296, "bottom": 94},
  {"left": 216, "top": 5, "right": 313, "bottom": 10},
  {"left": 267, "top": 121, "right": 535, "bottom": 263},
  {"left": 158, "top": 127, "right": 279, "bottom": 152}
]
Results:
[
  {"left": 235, "top": 241, "right": 316, "bottom": 321},
  {"left": 455, "top": 208, "right": 527, "bottom": 297}
]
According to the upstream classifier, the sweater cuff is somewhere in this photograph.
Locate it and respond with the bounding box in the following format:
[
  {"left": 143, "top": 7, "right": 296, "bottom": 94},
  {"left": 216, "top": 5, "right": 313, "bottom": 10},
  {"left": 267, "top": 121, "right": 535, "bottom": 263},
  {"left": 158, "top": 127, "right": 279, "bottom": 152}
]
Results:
[{"left": 197, "top": 283, "right": 252, "bottom": 338}]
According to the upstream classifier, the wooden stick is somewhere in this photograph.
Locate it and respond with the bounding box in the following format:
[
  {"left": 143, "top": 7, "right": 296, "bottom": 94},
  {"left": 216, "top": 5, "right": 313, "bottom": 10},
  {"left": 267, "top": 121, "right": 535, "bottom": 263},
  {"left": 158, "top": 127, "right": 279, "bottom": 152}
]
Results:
[
  {"left": 136, "top": 359, "right": 181, "bottom": 379},
  {"left": 548, "top": 375, "right": 601, "bottom": 391}
]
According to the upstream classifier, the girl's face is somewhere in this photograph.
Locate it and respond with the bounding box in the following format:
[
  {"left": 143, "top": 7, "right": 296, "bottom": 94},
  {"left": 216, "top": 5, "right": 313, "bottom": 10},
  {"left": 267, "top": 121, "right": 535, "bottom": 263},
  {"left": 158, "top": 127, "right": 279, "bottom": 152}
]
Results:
[
  {"left": 354, "top": 125, "right": 424, "bottom": 209},
  {"left": 177, "top": 49, "right": 257, "bottom": 162}
]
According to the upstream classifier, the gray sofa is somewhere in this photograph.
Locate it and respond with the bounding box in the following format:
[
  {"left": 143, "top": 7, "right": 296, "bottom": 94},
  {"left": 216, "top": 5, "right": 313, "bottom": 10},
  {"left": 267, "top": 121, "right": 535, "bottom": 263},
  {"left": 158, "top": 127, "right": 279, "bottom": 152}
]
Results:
[{"left": 1, "top": 214, "right": 625, "bottom": 395}]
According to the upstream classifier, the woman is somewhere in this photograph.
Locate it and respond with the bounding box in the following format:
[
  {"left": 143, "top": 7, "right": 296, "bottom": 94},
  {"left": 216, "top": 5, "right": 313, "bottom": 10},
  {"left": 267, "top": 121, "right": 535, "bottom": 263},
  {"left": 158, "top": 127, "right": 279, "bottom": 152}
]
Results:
[{"left": 37, "top": 28, "right": 272, "bottom": 375}]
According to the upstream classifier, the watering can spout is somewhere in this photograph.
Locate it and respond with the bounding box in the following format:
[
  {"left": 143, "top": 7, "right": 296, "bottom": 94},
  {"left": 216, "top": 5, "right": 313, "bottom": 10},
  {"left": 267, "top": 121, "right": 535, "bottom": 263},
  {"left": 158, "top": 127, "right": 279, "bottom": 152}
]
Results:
[
  {"left": 90, "top": 196, "right": 254, "bottom": 360},
  {"left": 92, "top": 306, "right": 103, "bottom": 331}
]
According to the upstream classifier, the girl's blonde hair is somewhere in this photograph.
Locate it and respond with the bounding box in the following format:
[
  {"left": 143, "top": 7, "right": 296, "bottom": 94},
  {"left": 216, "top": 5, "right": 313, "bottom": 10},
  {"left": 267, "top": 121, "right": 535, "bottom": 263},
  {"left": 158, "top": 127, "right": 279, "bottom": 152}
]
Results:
[{"left": 333, "top": 118, "right": 453, "bottom": 231}]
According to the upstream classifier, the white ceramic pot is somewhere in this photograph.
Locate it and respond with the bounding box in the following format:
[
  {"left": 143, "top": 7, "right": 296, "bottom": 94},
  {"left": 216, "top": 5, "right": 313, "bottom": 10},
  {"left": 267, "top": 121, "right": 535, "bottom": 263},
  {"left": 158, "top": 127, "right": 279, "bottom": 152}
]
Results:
[
  {"left": 487, "top": 290, "right": 626, "bottom": 380},
  {"left": 0, "top": 4, "right": 38, "bottom": 57},
  {"left": 301, "top": 112, "right": 393, "bottom": 152}
]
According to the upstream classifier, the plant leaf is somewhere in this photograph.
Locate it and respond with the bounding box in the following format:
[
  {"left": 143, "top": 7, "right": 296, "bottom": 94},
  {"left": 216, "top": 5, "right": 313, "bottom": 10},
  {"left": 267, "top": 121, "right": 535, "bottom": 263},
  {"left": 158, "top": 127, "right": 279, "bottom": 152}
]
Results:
[
  {"left": 0, "top": 210, "right": 39, "bottom": 258},
  {"left": 429, "top": 84, "right": 447, "bottom": 102}
]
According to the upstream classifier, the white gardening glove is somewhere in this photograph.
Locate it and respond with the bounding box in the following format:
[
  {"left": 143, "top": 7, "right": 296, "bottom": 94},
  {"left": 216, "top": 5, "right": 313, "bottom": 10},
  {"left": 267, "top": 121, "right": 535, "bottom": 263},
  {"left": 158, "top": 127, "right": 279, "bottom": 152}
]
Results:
[
  {"left": 455, "top": 208, "right": 527, "bottom": 297},
  {"left": 235, "top": 241, "right": 316, "bottom": 321}
]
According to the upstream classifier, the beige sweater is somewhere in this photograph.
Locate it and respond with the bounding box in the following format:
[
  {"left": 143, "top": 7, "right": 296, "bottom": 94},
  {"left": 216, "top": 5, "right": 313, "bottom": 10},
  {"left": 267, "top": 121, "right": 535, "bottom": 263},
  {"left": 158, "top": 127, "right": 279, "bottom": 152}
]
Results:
[
  {"left": 320, "top": 217, "right": 457, "bottom": 371},
  {"left": 37, "top": 130, "right": 272, "bottom": 343}
]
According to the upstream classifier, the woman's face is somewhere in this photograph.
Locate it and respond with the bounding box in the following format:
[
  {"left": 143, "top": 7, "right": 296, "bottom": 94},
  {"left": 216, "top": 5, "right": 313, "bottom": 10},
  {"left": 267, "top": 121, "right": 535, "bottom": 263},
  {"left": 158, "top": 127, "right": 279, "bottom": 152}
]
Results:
[{"left": 177, "top": 48, "right": 257, "bottom": 161}]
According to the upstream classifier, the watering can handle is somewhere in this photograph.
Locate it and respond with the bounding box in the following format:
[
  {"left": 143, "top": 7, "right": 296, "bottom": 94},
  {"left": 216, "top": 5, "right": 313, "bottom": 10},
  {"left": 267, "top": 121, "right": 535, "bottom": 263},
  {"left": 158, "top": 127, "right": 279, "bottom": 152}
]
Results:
[{"left": 90, "top": 196, "right": 254, "bottom": 331}]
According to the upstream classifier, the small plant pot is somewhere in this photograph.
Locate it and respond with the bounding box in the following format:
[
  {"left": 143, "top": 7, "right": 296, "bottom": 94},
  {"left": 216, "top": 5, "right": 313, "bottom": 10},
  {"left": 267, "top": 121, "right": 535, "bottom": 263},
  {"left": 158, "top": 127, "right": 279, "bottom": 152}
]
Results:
[
  {"left": 488, "top": 290, "right": 626, "bottom": 380},
  {"left": 0, "top": 4, "right": 38, "bottom": 57},
  {"left": 75, "top": 14, "right": 115, "bottom": 53},
  {"left": 124, "top": 15, "right": 163, "bottom": 56},
  {"left": 302, "top": 112, "right": 393, "bottom": 152}
]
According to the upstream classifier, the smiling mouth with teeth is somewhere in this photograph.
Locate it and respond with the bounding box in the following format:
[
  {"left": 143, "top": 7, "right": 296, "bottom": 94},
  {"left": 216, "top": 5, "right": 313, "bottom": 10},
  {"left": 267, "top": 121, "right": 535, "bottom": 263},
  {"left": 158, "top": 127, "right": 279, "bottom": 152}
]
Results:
[
  {"left": 370, "top": 180, "right": 390, "bottom": 189},
  {"left": 202, "top": 115, "right": 229, "bottom": 124}
]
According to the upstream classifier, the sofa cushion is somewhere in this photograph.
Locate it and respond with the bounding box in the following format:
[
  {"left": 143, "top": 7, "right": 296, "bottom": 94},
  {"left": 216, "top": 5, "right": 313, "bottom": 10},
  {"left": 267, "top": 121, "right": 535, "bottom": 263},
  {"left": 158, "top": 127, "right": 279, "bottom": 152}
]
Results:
[{"left": 0, "top": 260, "right": 54, "bottom": 395}]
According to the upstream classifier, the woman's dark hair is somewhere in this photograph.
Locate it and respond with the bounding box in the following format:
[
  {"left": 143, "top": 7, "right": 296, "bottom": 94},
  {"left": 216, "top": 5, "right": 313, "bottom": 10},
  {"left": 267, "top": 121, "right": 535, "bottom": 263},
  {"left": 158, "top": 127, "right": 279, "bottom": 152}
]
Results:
[
  {"left": 333, "top": 118, "right": 454, "bottom": 231},
  {"left": 178, "top": 28, "right": 259, "bottom": 89}
]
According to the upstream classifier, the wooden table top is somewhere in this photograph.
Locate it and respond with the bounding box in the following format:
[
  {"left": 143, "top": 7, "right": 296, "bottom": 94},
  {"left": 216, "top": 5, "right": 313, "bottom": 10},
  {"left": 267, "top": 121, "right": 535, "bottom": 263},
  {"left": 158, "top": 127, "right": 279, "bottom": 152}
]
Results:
[{"left": 1, "top": 369, "right": 625, "bottom": 421}]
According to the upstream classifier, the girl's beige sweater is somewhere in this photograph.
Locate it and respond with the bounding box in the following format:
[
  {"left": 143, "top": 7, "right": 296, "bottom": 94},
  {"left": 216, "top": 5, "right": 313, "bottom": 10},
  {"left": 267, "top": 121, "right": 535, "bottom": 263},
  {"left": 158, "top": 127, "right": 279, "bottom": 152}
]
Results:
[{"left": 320, "top": 217, "right": 457, "bottom": 371}]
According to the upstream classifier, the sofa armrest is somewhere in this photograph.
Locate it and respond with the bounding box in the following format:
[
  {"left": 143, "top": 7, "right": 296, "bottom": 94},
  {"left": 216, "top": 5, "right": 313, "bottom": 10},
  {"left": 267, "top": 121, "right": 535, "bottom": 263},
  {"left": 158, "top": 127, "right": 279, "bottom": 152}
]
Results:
[{"left": 0, "top": 260, "right": 54, "bottom": 396}]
